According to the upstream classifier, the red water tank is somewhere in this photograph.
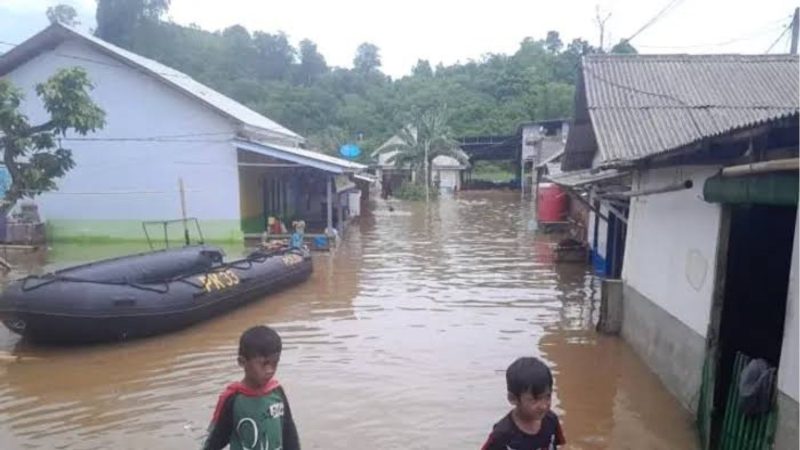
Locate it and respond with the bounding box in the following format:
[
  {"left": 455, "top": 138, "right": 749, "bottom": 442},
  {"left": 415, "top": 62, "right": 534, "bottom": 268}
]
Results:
[{"left": 537, "top": 183, "right": 568, "bottom": 222}]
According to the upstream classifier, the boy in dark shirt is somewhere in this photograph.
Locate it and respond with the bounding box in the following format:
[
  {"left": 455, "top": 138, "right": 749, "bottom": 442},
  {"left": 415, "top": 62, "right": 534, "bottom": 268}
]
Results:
[
  {"left": 202, "top": 325, "right": 300, "bottom": 450},
  {"left": 482, "top": 357, "right": 565, "bottom": 450}
]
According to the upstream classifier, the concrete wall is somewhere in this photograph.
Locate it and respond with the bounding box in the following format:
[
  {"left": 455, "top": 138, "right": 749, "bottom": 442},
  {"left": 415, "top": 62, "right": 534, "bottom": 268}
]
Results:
[
  {"left": 5, "top": 39, "right": 242, "bottom": 241},
  {"left": 619, "top": 165, "right": 722, "bottom": 413},
  {"left": 775, "top": 209, "right": 799, "bottom": 449},
  {"left": 619, "top": 164, "right": 799, "bottom": 442},
  {"left": 622, "top": 166, "right": 723, "bottom": 336},
  {"left": 622, "top": 283, "right": 707, "bottom": 412}
]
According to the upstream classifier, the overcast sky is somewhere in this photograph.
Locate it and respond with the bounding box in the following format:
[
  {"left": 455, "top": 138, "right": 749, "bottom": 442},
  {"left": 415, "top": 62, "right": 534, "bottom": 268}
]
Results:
[{"left": 1, "top": 0, "right": 798, "bottom": 78}]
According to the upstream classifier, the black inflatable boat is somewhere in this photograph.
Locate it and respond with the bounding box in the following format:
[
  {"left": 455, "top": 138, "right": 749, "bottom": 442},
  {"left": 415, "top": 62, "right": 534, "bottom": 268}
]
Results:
[{"left": 0, "top": 245, "right": 312, "bottom": 344}]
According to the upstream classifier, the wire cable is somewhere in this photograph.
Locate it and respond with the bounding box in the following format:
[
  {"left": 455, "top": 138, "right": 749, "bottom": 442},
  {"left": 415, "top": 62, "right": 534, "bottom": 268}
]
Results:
[
  {"left": 626, "top": 0, "right": 687, "bottom": 43},
  {"left": 766, "top": 24, "right": 792, "bottom": 53},
  {"left": 637, "top": 16, "right": 791, "bottom": 49}
]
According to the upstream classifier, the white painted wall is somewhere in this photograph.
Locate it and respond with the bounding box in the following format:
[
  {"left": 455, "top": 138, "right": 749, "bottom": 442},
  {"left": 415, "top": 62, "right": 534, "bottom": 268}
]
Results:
[
  {"left": 587, "top": 206, "right": 597, "bottom": 251},
  {"left": 436, "top": 169, "right": 460, "bottom": 191},
  {"left": 521, "top": 125, "right": 540, "bottom": 162},
  {"left": 4, "top": 40, "right": 240, "bottom": 225},
  {"left": 596, "top": 202, "right": 609, "bottom": 259},
  {"left": 622, "top": 166, "right": 723, "bottom": 336},
  {"left": 347, "top": 191, "right": 361, "bottom": 217},
  {"left": 778, "top": 209, "right": 799, "bottom": 402}
]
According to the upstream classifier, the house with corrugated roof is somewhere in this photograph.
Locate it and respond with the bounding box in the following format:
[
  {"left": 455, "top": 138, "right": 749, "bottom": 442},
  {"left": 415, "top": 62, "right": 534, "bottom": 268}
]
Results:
[
  {"left": 552, "top": 54, "right": 799, "bottom": 449},
  {"left": 372, "top": 128, "right": 469, "bottom": 195},
  {"left": 0, "top": 23, "right": 369, "bottom": 242}
]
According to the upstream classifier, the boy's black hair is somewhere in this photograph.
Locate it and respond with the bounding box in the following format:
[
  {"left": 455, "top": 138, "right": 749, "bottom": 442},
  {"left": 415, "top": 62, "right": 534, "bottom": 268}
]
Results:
[
  {"left": 239, "top": 325, "right": 282, "bottom": 359},
  {"left": 506, "top": 357, "right": 553, "bottom": 398}
]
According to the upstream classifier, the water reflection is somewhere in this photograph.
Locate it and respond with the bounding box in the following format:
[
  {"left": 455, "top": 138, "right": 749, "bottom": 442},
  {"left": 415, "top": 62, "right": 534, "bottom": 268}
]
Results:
[{"left": 0, "top": 192, "right": 697, "bottom": 449}]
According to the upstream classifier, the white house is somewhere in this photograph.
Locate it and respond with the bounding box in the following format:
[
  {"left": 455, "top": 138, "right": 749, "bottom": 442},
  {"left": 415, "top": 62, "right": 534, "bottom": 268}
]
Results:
[
  {"left": 372, "top": 130, "right": 469, "bottom": 195},
  {"left": 556, "top": 54, "right": 799, "bottom": 449},
  {"left": 0, "top": 23, "right": 367, "bottom": 242}
]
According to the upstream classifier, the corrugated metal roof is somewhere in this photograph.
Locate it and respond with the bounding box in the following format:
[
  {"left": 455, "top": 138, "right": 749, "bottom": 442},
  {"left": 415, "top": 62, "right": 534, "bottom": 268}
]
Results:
[
  {"left": 536, "top": 149, "right": 564, "bottom": 169},
  {"left": 235, "top": 139, "right": 366, "bottom": 174},
  {"left": 575, "top": 54, "right": 799, "bottom": 167},
  {"left": 374, "top": 149, "right": 467, "bottom": 169},
  {"left": 373, "top": 129, "right": 469, "bottom": 169},
  {"left": 0, "top": 23, "right": 303, "bottom": 143},
  {"left": 545, "top": 168, "right": 628, "bottom": 187}
]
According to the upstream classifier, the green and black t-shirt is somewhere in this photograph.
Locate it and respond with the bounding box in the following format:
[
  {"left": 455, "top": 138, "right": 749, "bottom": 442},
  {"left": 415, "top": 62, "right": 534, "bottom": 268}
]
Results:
[{"left": 202, "top": 380, "right": 299, "bottom": 450}]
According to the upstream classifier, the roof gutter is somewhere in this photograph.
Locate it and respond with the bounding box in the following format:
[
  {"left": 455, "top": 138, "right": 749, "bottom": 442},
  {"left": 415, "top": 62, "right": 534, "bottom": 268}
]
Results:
[
  {"left": 720, "top": 158, "right": 799, "bottom": 177},
  {"left": 612, "top": 180, "right": 694, "bottom": 199}
]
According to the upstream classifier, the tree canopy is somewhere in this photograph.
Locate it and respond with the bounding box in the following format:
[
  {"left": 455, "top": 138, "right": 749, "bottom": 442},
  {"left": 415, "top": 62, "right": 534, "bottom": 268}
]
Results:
[
  {"left": 46, "top": 4, "right": 80, "bottom": 26},
  {"left": 378, "top": 106, "right": 465, "bottom": 200},
  {"left": 0, "top": 68, "right": 105, "bottom": 214},
  {"left": 93, "top": 2, "right": 623, "bottom": 160},
  {"left": 96, "top": 0, "right": 170, "bottom": 46}
]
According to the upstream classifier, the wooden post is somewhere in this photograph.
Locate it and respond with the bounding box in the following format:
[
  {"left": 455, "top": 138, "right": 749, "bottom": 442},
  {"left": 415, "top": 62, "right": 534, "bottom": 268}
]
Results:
[
  {"left": 179, "top": 178, "right": 189, "bottom": 246},
  {"left": 337, "top": 193, "right": 345, "bottom": 235},
  {"left": 424, "top": 141, "right": 430, "bottom": 203},
  {"left": 533, "top": 167, "right": 541, "bottom": 222},
  {"left": 326, "top": 175, "right": 333, "bottom": 234}
]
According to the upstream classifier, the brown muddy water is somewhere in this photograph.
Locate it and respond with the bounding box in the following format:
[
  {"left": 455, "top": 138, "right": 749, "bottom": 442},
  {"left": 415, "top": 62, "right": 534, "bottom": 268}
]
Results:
[{"left": 0, "top": 192, "right": 698, "bottom": 449}]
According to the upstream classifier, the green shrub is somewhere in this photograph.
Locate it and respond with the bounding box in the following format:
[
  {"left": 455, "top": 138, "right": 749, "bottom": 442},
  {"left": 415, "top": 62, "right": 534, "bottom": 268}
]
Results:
[{"left": 394, "top": 182, "right": 437, "bottom": 201}]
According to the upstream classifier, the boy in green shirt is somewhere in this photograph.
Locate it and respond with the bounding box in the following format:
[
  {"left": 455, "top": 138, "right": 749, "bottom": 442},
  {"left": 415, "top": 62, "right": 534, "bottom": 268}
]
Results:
[{"left": 203, "top": 326, "right": 300, "bottom": 450}]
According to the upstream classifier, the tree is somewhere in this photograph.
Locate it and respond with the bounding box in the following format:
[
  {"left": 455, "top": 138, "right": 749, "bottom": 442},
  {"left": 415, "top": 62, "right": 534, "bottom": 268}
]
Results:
[
  {"left": 353, "top": 42, "right": 381, "bottom": 74},
  {"left": 46, "top": 4, "right": 80, "bottom": 26},
  {"left": 297, "top": 39, "right": 328, "bottom": 86},
  {"left": 557, "top": 38, "right": 598, "bottom": 83},
  {"left": 253, "top": 32, "right": 296, "bottom": 81},
  {"left": 0, "top": 68, "right": 105, "bottom": 215},
  {"left": 84, "top": 15, "right": 590, "bottom": 163},
  {"left": 378, "top": 106, "right": 465, "bottom": 202},
  {"left": 307, "top": 126, "right": 347, "bottom": 156},
  {"left": 544, "top": 31, "right": 563, "bottom": 54},
  {"left": 96, "top": 0, "right": 171, "bottom": 46},
  {"left": 220, "top": 25, "right": 258, "bottom": 79},
  {"left": 411, "top": 59, "right": 433, "bottom": 78},
  {"left": 610, "top": 39, "right": 638, "bottom": 54}
]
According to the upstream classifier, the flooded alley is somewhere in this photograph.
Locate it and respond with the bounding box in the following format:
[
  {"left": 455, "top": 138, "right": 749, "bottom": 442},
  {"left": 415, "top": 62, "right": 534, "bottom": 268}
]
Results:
[{"left": 0, "top": 192, "right": 698, "bottom": 449}]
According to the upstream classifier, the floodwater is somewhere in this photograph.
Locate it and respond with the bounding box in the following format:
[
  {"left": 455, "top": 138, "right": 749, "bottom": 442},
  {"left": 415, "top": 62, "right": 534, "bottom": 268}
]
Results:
[{"left": 0, "top": 192, "right": 698, "bottom": 449}]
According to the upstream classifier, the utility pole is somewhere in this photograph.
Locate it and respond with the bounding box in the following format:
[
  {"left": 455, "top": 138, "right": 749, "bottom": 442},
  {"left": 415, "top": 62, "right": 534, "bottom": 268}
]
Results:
[
  {"left": 595, "top": 6, "right": 612, "bottom": 51},
  {"left": 791, "top": 7, "right": 799, "bottom": 54},
  {"left": 424, "top": 141, "right": 430, "bottom": 203}
]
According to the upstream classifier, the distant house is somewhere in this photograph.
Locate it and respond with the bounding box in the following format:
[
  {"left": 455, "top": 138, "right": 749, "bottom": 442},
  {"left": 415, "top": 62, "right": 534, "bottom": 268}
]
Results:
[
  {"left": 372, "top": 131, "right": 469, "bottom": 194},
  {"left": 554, "top": 54, "right": 799, "bottom": 449},
  {"left": 520, "top": 119, "right": 569, "bottom": 194},
  {"left": 456, "top": 119, "right": 569, "bottom": 192},
  {"left": 0, "top": 23, "right": 369, "bottom": 242}
]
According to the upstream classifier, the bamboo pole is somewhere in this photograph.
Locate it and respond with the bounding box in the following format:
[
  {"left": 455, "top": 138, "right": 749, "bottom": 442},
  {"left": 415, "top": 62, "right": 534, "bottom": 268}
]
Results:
[{"left": 179, "top": 178, "right": 189, "bottom": 246}]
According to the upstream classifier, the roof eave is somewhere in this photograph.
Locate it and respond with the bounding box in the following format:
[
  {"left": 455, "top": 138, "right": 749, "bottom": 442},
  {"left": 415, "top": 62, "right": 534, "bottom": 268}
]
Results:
[{"left": 235, "top": 139, "right": 366, "bottom": 174}]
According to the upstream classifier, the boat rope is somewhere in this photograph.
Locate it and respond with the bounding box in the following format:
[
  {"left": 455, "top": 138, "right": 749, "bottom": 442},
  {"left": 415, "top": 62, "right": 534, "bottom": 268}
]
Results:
[
  {"left": 18, "top": 247, "right": 307, "bottom": 294},
  {"left": 21, "top": 275, "right": 171, "bottom": 294}
]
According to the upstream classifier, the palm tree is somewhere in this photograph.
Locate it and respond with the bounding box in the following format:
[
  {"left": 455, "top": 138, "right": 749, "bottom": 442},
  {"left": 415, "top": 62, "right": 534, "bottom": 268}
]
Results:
[{"left": 377, "top": 107, "right": 467, "bottom": 202}]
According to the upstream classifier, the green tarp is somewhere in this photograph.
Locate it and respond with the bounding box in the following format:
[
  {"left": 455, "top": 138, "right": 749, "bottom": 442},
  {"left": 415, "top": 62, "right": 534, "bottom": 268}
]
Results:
[{"left": 703, "top": 173, "right": 798, "bottom": 206}]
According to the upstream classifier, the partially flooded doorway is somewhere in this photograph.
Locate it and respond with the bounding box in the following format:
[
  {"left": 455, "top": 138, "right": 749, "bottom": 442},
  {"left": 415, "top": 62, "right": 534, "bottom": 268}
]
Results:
[{"left": 705, "top": 204, "right": 797, "bottom": 449}]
